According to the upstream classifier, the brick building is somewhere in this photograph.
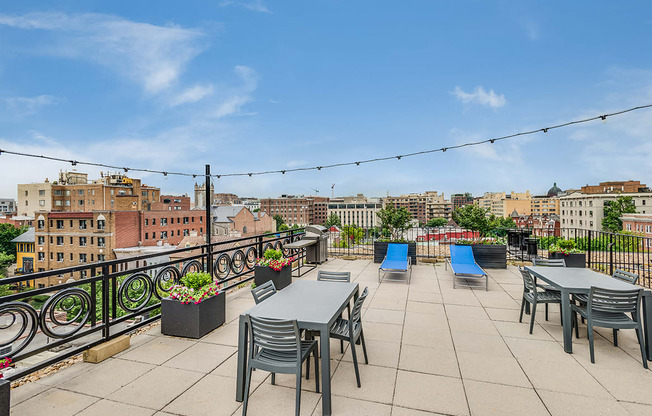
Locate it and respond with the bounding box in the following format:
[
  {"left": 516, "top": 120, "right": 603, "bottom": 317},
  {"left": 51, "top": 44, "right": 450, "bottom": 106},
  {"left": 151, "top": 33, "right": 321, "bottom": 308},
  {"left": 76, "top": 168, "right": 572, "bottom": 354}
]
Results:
[
  {"left": 140, "top": 210, "right": 205, "bottom": 246},
  {"left": 260, "top": 195, "right": 329, "bottom": 226},
  {"left": 18, "top": 171, "right": 160, "bottom": 216},
  {"left": 211, "top": 206, "right": 275, "bottom": 237},
  {"left": 451, "top": 193, "right": 474, "bottom": 212},
  {"left": 385, "top": 191, "right": 451, "bottom": 224},
  {"left": 151, "top": 195, "right": 191, "bottom": 211},
  {"left": 581, "top": 180, "right": 648, "bottom": 195},
  {"left": 621, "top": 213, "right": 652, "bottom": 248}
]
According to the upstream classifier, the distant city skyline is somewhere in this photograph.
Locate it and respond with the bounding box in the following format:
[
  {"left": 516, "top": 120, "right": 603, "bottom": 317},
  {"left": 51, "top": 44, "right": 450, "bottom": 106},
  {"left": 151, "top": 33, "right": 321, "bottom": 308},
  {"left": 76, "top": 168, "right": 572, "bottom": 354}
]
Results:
[{"left": 1, "top": 2, "right": 651, "bottom": 199}]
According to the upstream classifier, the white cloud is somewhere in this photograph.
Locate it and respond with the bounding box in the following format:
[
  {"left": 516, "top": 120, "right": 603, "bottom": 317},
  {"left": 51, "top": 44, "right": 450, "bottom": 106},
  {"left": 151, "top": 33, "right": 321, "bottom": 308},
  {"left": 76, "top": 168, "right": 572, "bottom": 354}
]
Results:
[
  {"left": 170, "top": 84, "right": 214, "bottom": 106},
  {"left": 213, "top": 65, "right": 259, "bottom": 118},
  {"left": 219, "top": 0, "right": 271, "bottom": 13},
  {"left": 4, "top": 94, "right": 60, "bottom": 115},
  {"left": 0, "top": 12, "right": 206, "bottom": 94},
  {"left": 452, "top": 86, "right": 506, "bottom": 108}
]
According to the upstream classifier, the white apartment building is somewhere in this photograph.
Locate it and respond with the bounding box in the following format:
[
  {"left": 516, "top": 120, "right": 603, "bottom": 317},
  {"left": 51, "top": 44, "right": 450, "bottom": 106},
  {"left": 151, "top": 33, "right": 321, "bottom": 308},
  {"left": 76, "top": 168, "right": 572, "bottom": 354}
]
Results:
[
  {"left": 559, "top": 192, "right": 652, "bottom": 231},
  {"left": 17, "top": 182, "right": 53, "bottom": 217},
  {"left": 0, "top": 198, "right": 16, "bottom": 213},
  {"left": 327, "top": 194, "right": 383, "bottom": 228}
]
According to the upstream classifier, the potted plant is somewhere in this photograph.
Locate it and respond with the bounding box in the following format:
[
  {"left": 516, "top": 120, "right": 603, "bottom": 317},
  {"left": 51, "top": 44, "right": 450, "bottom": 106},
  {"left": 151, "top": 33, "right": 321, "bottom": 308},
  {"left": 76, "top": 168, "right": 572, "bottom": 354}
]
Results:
[
  {"left": 254, "top": 248, "right": 294, "bottom": 290},
  {"left": 374, "top": 206, "right": 417, "bottom": 264},
  {"left": 455, "top": 237, "right": 507, "bottom": 269},
  {"left": 161, "top": 272, "right": 225, "bottom": 339},
  {"left": 548, "top": 239, "right": 586, "bottom": 268}
]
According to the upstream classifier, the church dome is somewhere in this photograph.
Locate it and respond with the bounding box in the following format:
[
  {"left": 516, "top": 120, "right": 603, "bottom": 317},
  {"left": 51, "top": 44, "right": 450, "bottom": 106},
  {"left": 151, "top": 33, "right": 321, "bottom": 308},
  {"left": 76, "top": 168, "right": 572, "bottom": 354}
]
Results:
[{"left": 547, "top": 182, "right": 562, "bottom": 196}]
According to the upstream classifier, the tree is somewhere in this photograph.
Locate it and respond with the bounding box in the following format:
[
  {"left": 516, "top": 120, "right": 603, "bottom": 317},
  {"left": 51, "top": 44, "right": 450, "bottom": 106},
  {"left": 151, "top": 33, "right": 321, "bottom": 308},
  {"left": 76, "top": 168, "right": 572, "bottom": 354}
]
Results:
[
  {"left": 272, "top": 214, "right": 284, "bottom": 231},
  {"left": 342, "top": 225, "right": 364, "bottom": 244},
  {"left": 426, "top": 217, "right": 448, "bottom": 228},
  {"left": 452, "top": 204, "right": 494, "bottom": 235},
  {"left": 324, "top": 213, "right": 342, "bottom": 228},
  {"left": 376, "top": 205, "right": 412, "bottom": 241},
  {"left": 602, "top": 196, "right": 637, "bottom": 232},
  {"left": 0, "top": 223, "right": 27, "bottom": 257},
  {"left": 0, "top": 252, "right": 15, "bottom": 277},
  {"left": 278, "top": 224, "right": 289, "bottom": 231}
]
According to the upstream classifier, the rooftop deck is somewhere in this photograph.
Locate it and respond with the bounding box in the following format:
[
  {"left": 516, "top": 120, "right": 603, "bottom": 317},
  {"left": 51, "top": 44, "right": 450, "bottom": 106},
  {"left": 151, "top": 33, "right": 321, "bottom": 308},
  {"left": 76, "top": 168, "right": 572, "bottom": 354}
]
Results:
[{"left": 11, "top": 260, "right": 652, "bottom": 416}]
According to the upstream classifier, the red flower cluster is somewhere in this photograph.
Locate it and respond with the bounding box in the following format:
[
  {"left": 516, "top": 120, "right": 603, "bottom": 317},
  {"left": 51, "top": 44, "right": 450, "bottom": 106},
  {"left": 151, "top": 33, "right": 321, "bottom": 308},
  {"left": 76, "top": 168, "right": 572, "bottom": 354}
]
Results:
[
  {"left": 0, "top": 357, "right": 12, "bottom": 379},
  {"left": 169, "top": 281, "right": 221, "bottom": 305},
  {"left": 256, "top": 257, "right": 295, "bottom": 271}
]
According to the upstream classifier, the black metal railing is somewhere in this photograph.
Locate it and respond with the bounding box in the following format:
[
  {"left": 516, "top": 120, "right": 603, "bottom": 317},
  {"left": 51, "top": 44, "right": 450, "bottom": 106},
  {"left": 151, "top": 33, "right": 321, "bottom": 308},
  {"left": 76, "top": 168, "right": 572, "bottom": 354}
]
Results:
[
  {"left": 0, "top": 229, "right": 305, "bottom": 381},
  {"left": 326, "top": 227, "right": 481, "bottom": 260},
  {"left": 504, "top": 227, "right": 652, "bottom": 288}
]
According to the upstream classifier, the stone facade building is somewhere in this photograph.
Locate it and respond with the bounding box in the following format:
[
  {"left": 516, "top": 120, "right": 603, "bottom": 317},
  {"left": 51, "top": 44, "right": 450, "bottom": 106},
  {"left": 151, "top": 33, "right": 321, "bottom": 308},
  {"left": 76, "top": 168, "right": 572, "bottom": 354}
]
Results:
[
  {"left": 385, "top": 191, "right": 451, "bottom": 224},
  {"left": 327, "top": 194, "right": 383, "bottom": 228},
  {"left": 560, "top": 192, "right": 652, "bottom": 231}
]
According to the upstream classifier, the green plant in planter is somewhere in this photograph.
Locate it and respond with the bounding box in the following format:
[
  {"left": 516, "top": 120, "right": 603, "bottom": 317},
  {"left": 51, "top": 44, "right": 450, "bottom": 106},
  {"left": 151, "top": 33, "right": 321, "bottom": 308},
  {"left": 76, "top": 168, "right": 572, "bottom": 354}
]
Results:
[
  {"left": 257, "top": 248, "right": 293, "bottom": 271},
  {"left": 376, "top": 205, "right": 412, "bottom": 241},
  {"left": 549, "top": 239, "right": 583, "bottom": 255},
  {"left": 180, "top": 272, "right": 213, "bottom": 290}
]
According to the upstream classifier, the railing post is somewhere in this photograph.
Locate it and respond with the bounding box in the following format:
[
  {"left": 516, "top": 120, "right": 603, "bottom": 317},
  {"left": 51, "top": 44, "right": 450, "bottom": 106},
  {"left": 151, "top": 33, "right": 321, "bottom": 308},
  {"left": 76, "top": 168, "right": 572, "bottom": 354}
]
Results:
[
  {"left": 258, "top": 235, "right": 264, "bottom": 259},
  {"left": 111, "top": 264, "right": 117, "bottom": 320},
  {"left": 609, "top": 234, "right": 614, "bottom": 276},
  {"left": 101, "top": 264, "right": 110, "bottom": 341},
  {"left": 205, "top": 164, "right": 213, "bottom": 277},
  {"left": 587, "top": 230, "right": 592, "bottom": 269},
  {"left": 90, "top": 266, "right": 97, "bottom": 327}
]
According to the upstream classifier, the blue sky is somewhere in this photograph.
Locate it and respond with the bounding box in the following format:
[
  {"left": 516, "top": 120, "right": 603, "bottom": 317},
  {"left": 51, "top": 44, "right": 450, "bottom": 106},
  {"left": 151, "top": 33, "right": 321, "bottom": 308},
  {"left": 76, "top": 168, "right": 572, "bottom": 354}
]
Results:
[{"left": 1, "top": 1, "right": 651, "bottom": 201}]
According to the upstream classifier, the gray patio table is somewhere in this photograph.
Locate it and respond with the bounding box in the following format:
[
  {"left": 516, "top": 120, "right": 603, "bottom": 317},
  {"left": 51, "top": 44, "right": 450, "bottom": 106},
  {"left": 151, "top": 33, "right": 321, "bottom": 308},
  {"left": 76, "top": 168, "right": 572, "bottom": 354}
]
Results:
[
  {"left": 525, "top": 266, "right": 652, "bottom": 358},
  {"left": 235, "top": 279, "right": 359, "bottom": 416}
]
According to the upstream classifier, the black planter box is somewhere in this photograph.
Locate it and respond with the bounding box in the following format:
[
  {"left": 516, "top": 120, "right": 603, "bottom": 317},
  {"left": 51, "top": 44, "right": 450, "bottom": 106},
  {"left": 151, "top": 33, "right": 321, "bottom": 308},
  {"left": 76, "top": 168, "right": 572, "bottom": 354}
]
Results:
[
  {"left": 456, "top": 244, "right": 507, "bottom": 269},
  {"left": 0, "top": 379, "right": 9, "bottom": 415},
  {"left": 254, "top": 265, "right": 292, "bottom": 290},
  {"left": 373, "top": 241, "right": 417, "bottom": 265},
  {"left": 549, "top": 252, "right": 586, "bottom": 268},
  {"left": 161, "top": 293, "right": 226, "bottom": 339}
]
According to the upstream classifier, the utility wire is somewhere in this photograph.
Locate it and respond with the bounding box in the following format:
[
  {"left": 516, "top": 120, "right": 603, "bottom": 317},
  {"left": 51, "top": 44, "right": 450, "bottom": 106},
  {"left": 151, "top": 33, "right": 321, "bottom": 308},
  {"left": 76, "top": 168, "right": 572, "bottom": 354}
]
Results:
[{"left": 1, "top": 104, "right": 651, "bottom": 179}]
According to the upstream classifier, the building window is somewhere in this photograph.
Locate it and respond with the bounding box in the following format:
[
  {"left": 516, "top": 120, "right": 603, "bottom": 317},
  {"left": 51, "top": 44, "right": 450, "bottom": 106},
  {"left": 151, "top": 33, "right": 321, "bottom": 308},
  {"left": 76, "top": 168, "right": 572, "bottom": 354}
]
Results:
[
  {"left": 145, "top": 233, "right": 149, "bottom": 240},
  {"left": 80, "top": 270, "right": 87, "bottom": 278},
  {"left": 145, "top": 219, "right": 149, "bottom": 226},
  {"left": 39, "top": 200, "right": 45, "bottom": 206},
  {"left": 183, "top": 217, "right": 189, "bottom": 224},
  {"left": 57, "top": 253, "right": 64, "bottom": 262},
  {"left": 79, "top": 237, "right": 87, "bottom": 247},
  {"left": 161, "top": 218, "right": 168, "bottom": 226},
  {"left": 38, "top": 220, "right": 45, "bottom": 229},
  {"left": 79, "top": 253, "right": 87, "bottom": 263},
  {"left": 79, "top": 220, "right": 87, "bottom": 230},
  {"left": 98, "top": 254, "right": 105, "bottom": 262},
  {"left": 97, "top": 220, "right": 106, "bottom": 230},
  {"left": 152, "top": 232, "right": 156, "bottom": 239},
  {"left": 38, "top": 236, "right": 45, "bottom": 245},
  {"left": 39, "top": 190, "right": 45, "bottom": 196},
  {"left": 183, "top": 229, "right": 189, "bottom": 236},
  {"left": 79, "top": 199, "right": 84, "bottom": 206},
  {"left": 56, "top": 220, "right": 64, "bottom": 229},
  {"left": 161, "top": 231, "right": 168, "bottom": 239},
  {"left": 98, "top": 237, "right": 105, "bottom": 247},
  {"left": 151, "top": 218, "right": 156, "bottom": 226}
]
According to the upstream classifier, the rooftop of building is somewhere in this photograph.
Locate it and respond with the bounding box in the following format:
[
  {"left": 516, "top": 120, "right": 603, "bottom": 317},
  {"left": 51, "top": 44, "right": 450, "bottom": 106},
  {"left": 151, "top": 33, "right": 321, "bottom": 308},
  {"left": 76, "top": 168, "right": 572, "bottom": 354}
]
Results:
[{"left": 10, "top": 227, "right": 34, "bottom": 243}]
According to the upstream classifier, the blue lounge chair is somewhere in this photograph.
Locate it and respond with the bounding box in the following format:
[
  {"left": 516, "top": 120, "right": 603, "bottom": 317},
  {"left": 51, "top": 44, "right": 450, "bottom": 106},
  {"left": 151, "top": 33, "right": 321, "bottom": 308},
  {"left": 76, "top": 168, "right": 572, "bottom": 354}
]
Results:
[
  {"left": 378, "top": 243, "right": 412, "bottom": 284},
  {"left": 447, "top": 245, "right": 488, "bottom": 290}
]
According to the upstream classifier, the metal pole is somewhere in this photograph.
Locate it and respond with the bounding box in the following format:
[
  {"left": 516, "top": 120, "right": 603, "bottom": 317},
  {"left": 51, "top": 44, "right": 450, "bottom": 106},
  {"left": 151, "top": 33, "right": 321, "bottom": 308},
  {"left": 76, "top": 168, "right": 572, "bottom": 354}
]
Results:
[{"left": 205, "top": 164, "right": 213, "bottom": 278}]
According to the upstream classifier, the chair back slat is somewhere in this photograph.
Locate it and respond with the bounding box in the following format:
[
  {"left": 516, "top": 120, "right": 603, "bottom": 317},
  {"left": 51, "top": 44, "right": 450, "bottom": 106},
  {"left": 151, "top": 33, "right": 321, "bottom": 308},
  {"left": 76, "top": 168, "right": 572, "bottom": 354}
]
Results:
[
  {"left": 350, "top": 287, "right": 369, "bottom": 323},
  {"left": 450, "top": 245, "right": 476, "bottom": 265},
  {"left": 247, "top": 315, "right": 301, "bottom": 353},
  {"left": 613, "top": 269, "right": 639, "bottom": 285},
  {"left": 588, "top": 287, "right": 641, "bottom": 314},
  {"left": 518, "top": 266, "right": 536, "bottom": 293},
  {"left": 317, "top": 271, "right": 351, "bottom": 283},
  {"left": 386, "top": 244, "right": 408, "bottom": 261},
  {"left": 251, "top": 280, "right": 277, "bottom": 304},
  {"left": 532, "top": 258, "right": 566, "bottom": 267}
]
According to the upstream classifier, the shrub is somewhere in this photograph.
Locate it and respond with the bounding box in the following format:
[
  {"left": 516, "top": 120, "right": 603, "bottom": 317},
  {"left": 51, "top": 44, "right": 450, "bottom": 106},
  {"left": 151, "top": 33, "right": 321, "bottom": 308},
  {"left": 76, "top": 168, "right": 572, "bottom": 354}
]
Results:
[
  {"left": 263, "top": 249, "right": 283, "bottom": 261},
  {"left": 180, "top": 272, "right": 213, "bottom": 290}
]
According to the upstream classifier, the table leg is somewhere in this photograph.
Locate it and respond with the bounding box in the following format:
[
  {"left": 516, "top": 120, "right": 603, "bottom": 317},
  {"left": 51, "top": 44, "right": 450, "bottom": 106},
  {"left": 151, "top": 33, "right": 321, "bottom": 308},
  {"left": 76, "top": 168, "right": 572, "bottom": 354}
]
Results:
[
  {"left": 236, "top": 315, "right": 248, "bottom": 402},
  {"left": 642, "top": 295, "right": 652, "bottom": 361},
  {"left": 320, "top": 326, "right": 332, "bottom": 416},
  {"left": 561, "top": 289, "right": 573, "bottom": 353}
]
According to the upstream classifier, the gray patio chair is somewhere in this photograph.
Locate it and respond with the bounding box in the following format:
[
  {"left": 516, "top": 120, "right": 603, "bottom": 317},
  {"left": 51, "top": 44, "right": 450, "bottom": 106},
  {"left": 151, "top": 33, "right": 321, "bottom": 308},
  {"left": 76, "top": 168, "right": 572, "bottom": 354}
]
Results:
[
  {"left": 251, "top": 280, "right": 277, "bottom": 304},
  {"left": 531, "top": 257, "right": 565, "bottom": 320},
  {"left": 329, "top": 287, "right": 370, "bottom": 387},
  {"left": 315, "top": 270, "right": 352, "bottom": 353},
  {"left": 518, "top": 267, "right": 562, "bottom": 334},
  {"left": 317, "top": 270, "right": 351, "bottom": 282},
  {"left": 242, "top": 316, "right": 320, "bottom": 416},
  {"left": 574, "top": 269, "right": 640, "bottom": 323},
  {"left": 571, "top": 286, "right": 647, "bottom": 368}
]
